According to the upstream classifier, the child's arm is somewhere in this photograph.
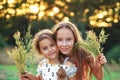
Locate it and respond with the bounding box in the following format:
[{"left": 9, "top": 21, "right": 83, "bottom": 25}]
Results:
[
  {"left": 92, "top": 53, "right": 107, "bottom": 80},
  {"left": 20, "top": 73, "right": 42, "bottom": 80},
  {"left": 36, "top": 74, "right": 42, "bottom": 80}
]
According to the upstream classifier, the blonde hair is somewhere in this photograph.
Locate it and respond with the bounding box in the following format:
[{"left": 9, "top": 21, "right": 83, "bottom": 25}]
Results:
[
  {"left": 52, "top": 21, "right": 83, "bottom": 43},
  {"left": 52, "top": 21, "right": 92, "bottom": 80}
]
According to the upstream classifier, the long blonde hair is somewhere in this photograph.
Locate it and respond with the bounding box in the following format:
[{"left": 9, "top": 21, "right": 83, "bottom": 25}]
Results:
[{"left": 52, "top": 21, "right": 92, "bottom": 80}]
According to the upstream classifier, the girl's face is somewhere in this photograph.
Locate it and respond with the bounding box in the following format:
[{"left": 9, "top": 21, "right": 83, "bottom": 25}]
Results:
[
  {"left": 39, "top": 38, "right": 59, "bottom": 60},
  {"left": 56, "top": 28, "right": 75, "bottom": 56}
]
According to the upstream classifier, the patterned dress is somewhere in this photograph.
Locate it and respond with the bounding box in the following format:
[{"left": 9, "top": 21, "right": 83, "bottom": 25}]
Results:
[{"left": 37, "top": 58, "right": 77, "bottom": 80}]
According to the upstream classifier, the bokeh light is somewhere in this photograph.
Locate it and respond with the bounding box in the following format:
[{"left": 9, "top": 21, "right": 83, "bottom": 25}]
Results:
[{"left": 0, "top": 0, "right": 120, "bottom": 27}]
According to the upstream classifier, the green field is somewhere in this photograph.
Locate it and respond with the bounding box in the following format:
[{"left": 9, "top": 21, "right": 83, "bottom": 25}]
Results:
[
  {"left": 0, "top": 65, "right": 37, "bottom": 80},
  {"left": 0, "top": 64, "right": 120, "bottom": 80}
]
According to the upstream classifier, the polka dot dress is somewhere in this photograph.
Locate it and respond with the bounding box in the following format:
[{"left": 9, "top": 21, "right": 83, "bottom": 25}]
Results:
[{"left": 37, "top": 58, "right": 77, "bottom": 80}]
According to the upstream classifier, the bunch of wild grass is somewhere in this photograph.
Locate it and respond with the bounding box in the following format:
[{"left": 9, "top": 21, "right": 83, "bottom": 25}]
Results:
[
  {"left": 7, "top": 25, "right": 35, "bottom": 75},
  {"left": 75, "top": 29, "right": 109, "bottom": 57},
  {"left": 75, "top": 29, "right": 111, "bottom": 78},
  {"left": 7, "top": 31, "right": 26, "bottom": 75}
]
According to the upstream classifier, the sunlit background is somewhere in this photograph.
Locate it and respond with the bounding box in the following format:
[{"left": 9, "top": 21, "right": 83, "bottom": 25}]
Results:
[{"left": 0, "top": 0, "right": 120, "bottom": 27}]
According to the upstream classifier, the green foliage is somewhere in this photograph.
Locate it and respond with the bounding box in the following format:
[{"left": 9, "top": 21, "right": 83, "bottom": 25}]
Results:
[
  {"left": 0, "top": 35, "right": 8, "bottom": 48},
  {"left": 75, "top": 29, "right": 109, "bottom": 56},
  {"left": 0, "top": 65, "right": 37, "bottom": 80},
  {"left": 106, "top": 44, "right": 120, "bottom": 63}
]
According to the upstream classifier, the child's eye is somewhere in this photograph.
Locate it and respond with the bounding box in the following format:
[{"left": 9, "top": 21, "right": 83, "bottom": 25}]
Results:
[
  {"left": 67, "top": 38, "right": 72, "bottom": 41},
  {"left": 57, "top": 39, "right": 62, "bottom": 41},
  {"left": 51, "top": 43, "right": 55, "bottom": 47},
  {"left": 42, "top": 47, "right": 47, "bottom": 50}
]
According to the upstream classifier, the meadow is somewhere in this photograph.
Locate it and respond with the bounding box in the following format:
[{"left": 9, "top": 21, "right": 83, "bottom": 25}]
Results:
[
  {"left": 0, "top": 64, "right": 120, "bottom": 80},
  {"left": 0, "top": 64, "right": 37, "bottom": 80},
  {"left": 0, "top": 47, "right": 120, "bottom": 80}
]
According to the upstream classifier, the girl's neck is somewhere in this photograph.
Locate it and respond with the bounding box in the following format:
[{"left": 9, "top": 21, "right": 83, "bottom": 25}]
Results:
[
  {"left": 47, "top": 58, "right": 60, "bottom": 65},
  {"left": 67, "top": 51, "right": 74, "bottom": 57}
]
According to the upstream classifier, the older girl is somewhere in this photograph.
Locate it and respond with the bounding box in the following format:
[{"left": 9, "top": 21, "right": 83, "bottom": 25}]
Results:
[{"left": 52, "top": 21, "right": 107, "bottom": 80}]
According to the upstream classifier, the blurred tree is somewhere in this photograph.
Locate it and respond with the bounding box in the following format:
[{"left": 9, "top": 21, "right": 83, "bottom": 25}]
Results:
[
  {"left": 0, "top": 0, "right": 120, "bottom": 58},
  {"left": 0, "top": 35, "right": 8, "bottom": 48},
  {"left": 0, "top": 16, "right": 29, "bottom": 46},
  {"left": 0, "top": 0, "right": 119, "bottom": 26},
  {"left": 106, "top": 44, "right": 120, "bottom": 64}
]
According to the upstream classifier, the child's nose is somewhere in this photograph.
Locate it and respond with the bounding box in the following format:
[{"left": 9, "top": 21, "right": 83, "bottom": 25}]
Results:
[
  {"left": 48, "top": 47, "right": 52, "bottom": 52},
  {"left": 62, "top": 40, "right": 67, "bottom": 46}
]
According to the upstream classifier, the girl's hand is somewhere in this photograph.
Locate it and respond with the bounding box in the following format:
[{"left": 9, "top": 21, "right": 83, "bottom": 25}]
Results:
[
  {"left": 20, "top": 75, "right": 29, "bottom": 80},
  {"left": 95, "top": 53, "right": 107, "bottom": 67},
  {"left": 92, "top": 53, "right": 107, "bottom": 80},
  {"left": 99, "top": 53, "right": 107, "bottom": 65},
  {"left": 20, "top": 72, "right": 38, "bottom": 80}
]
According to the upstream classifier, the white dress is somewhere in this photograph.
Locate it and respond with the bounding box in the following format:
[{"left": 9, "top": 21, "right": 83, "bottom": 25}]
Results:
[{"left": 37, "top": 58, "right": 77, "bottom": 80}]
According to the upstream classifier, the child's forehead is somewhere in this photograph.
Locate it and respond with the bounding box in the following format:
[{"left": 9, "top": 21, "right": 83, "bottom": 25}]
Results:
[{"left": 42, "top": 37, "right": 55, "bottom": 43}]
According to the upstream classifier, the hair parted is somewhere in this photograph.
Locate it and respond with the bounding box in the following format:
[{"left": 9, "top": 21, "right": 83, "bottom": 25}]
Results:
[{"left": 52, "top": 21, "right": 83, "bottom": 43}]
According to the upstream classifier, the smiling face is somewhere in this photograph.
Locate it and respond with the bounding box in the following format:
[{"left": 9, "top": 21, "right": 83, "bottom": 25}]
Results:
[
  {"left": 39, "top": 38, "right": 59, "bottom": 60},
  {"left": 56, "top": 28, "right": 75, "bottom": 56}
]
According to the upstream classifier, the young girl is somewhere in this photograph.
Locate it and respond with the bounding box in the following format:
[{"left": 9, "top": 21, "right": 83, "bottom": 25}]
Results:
[
  {"left": 52, "top": 21, "right": 107, "bottom": 80},
  {"left": 21, "top": 29, "right": 77, "bottom": 80}
]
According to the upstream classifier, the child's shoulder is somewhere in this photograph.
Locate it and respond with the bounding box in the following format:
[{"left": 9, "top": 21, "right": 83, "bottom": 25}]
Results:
[{"left": 38, "top": 58, "right": 47, "bottom": 66}]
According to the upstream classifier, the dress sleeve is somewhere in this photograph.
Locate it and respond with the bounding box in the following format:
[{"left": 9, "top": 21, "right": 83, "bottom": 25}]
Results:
[
  {"left": 37, "top": 62, "right": 43, "bottom": 75},
  {"left": 62, "top": 57, "right": 77, "bottom": 77},
  {"left": 66, "top": 65, "right": 77, "bottom": 77}
]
